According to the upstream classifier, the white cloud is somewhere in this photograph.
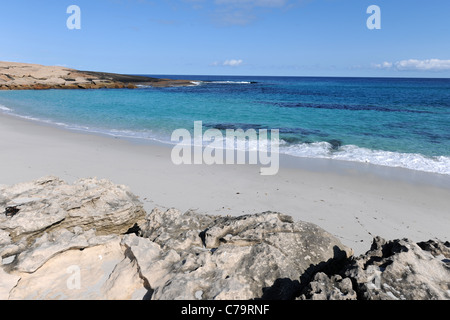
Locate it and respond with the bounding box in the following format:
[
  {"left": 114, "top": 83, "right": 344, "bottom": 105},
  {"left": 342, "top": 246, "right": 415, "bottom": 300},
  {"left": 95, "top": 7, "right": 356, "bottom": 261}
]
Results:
[
  {"left": 210, "top": 59, "right": 244, "bottom": 67},
  {"left": 373, "top": 59, "right": 450, "bottom": 72},
  {"left": 223, "top": 59, "right": 243, "bottom": 66},
  {"left": 394, "top": 59, "right": 450, "bottom": 71},
  {"left": 372, "top": 61, "right": 393, "bottom": 69}
]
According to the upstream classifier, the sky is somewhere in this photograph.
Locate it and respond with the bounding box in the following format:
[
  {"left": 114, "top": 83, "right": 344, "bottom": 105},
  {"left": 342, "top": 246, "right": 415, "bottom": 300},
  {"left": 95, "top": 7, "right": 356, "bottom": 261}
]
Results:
[{"left": 1, "top": 0, "right": 450, "bottom": 77}]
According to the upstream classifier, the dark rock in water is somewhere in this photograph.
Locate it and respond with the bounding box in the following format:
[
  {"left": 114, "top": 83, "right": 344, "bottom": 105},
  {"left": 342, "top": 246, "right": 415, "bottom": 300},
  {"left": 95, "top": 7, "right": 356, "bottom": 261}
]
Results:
[
  {"left": 202, "top": 125, "right": 329, "bottom": 144},
  {"left": 279, "top": 127, "right": 325, "bottom": 136},
  {"left": 204, "top": 123, "right": 265, "bottom": 131},
  {"left": 274, "top": 102, "right": 435, "bottom": 114},
  {"left": 280, "top": 136, "right": 304, "bottom": 144},
  {"left": 328, "top": 139, "right": 342, "bottom": 150}
]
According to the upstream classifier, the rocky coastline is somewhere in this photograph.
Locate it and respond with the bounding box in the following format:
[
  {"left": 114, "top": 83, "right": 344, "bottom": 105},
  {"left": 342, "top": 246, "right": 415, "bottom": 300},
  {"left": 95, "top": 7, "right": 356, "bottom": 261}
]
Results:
[
  {"left": 0, "top": 61, "right": 194, "bottom": 90},
  {"left": 1, "top": 177, "right": 448, "bottom": 300}
]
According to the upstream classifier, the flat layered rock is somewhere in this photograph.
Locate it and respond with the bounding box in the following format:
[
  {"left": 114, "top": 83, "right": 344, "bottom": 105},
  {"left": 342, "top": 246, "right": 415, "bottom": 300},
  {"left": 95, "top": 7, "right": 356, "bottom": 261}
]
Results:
[
  {"left": 0, "top": 176, "right": 146, "bottom": 247},
  {"left": 0, "top": 61, "right": 194, "bottom": 90}
]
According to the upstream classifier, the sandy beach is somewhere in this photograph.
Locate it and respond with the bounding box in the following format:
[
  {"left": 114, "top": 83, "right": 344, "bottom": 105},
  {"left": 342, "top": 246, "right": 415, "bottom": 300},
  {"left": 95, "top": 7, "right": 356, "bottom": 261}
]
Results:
[{"left": 1, "top": 112, "right": 448, "bottom": 255}]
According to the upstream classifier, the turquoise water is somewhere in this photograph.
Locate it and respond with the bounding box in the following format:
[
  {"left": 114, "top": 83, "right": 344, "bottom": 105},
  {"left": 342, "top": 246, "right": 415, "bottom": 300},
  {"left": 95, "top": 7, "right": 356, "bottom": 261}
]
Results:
[{"left": 0, "top": 76, "right": 449, "bottom": 174}]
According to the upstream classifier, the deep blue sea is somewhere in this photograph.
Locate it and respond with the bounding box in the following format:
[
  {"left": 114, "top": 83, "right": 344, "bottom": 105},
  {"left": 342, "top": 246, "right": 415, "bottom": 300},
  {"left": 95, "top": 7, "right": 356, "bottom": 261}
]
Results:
[{"left": 0, "top": 75, "right": 449, "bottom": 174}]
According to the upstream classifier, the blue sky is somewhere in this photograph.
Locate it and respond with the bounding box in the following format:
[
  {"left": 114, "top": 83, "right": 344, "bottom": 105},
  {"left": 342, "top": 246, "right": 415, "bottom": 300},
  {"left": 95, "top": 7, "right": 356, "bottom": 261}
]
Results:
[{"left": 1, "top": 0, "right": 449, "bottom": 77}]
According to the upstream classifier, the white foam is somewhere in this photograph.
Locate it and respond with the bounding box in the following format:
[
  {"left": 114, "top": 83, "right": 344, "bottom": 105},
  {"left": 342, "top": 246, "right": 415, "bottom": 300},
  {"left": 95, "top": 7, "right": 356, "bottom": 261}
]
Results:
[
  {"left": 139, "top": 131, "right": 450, "bottom": 175},
  {"left": 209, "top": 81, "right": 252, "bottom": 84},
  {"left": 281, "top": 142, "right": 450, "bottom": 175},
  {"left": 186, "top": 134, "right": 281, "bottom": 153},
  {"left": 0, "top": 104, "right": 12, "bottom": 112},
  {"left": 137, "top": 81, "right": 203, "bottom": 87},
  {"left": 6, "top": 112, "right": 73, "bottom": 128}
]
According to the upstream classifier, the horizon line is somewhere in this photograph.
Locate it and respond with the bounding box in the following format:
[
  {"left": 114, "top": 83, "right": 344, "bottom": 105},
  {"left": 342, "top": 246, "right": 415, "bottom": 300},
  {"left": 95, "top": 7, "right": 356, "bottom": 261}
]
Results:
[{"left": 131, "top": 73, "right": 450, "bottom": 80}]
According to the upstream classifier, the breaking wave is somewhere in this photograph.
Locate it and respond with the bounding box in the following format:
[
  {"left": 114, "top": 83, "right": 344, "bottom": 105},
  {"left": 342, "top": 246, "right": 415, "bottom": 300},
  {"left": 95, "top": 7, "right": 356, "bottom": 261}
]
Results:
[{"left": 281, "top": 141, "right": 450, "bottom": 175}]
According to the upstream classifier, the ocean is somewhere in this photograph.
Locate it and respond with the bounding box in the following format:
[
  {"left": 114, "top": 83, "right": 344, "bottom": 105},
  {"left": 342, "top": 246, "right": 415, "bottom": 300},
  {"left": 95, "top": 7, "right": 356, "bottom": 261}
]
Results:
[{"left": 0, "top": 75, "right": 449, "bottom": 175}]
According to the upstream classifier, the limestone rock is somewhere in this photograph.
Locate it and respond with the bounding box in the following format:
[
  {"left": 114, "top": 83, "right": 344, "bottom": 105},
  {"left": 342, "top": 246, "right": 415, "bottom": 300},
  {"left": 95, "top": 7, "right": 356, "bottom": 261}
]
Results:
[
  {"left": 299, "top": 236, "right": 450, "bottom": 300},
  {"left": 0, "top": 267, "right": 20, "bottom": 299},
  {"left": 345, "top": 237, "right": 450, "bottom": 300},
  {"left": 0, "top": 61, "right": 196, "bottom": 90},
  {"left": 136, "top": 208, "right": 353, "bottom": 300},
  {"left": 299, "top": 272, "right": 357, "bottom": 300},
  {"left": 14, "top": 228, "right": 118, "bottom": 273},
  {"left": 1, "top": 177, "right": 448, "bottom": 300},
  {"left": 0, "top": 177, "right": 148, "bottom": 299},
  {"left": 7, "top": 238, "right": 147, "bottom": 300},
  {"left": 417, "top": 239, "right": 450, "bottom": 259},
  {"left": 0, "top": 176, "right": 146, "bottom": 245}
]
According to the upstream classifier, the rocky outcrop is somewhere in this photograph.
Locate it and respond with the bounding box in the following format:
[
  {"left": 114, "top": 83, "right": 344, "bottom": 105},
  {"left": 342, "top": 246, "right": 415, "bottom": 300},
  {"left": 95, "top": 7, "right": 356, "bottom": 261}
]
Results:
[
  {"left": 300, "top": 237, "right": 450, "bottom": 300},
  {"left": 298, "top": 272, "right": 357, "bottom": 300},
  {"left": 1, "top": 177, "right": 449, "bottom": 300},
  {"left": 134, "top": 208, "right": 352, "bottom": 300},
  {"left": 0, "top": 61, "right": 195, "bottom": 90},
  {"left": 0, "top": 176, "right": 145, "bottom": 245},
  {"left": 0, "top": 177, "right": 146, "bottom": 299},
  {"left": 0, "top": 177, "right": 352, "bottom": 300}
]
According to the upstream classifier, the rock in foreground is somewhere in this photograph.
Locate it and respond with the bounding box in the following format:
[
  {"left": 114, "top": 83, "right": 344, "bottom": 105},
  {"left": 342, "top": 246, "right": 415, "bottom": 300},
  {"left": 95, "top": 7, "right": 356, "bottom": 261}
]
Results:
[
  {"left": 135, "top": 208, "right": 352, "bottom": 300},
  {"left": 0, "top": 177, "right": 449, "bottom": 300},
  {"left": 300, "top": 237, "right": 450, "bottom": 300}
]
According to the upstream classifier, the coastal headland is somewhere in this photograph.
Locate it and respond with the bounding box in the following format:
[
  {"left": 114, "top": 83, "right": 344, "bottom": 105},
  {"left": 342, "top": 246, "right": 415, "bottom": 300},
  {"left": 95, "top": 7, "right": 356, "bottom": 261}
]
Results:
[{"left": 0, "top": 61, "right": 194, "bottom": 90}]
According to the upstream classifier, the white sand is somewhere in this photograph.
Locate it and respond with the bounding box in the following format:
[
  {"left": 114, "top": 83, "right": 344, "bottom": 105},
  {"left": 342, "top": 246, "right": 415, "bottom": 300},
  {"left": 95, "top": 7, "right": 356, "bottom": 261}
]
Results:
[{"left": 1, "top": 113, "right": 449, "bottom": 254}]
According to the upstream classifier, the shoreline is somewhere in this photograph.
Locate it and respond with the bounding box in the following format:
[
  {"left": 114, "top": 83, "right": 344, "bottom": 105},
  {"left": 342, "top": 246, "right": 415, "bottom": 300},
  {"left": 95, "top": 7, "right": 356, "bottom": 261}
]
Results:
[
  {"left": 1, "top": 112, "right": 449, "bottom": 254},
  {"left": 2, "top": 108, "right": 450, "bottom": 189}
]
